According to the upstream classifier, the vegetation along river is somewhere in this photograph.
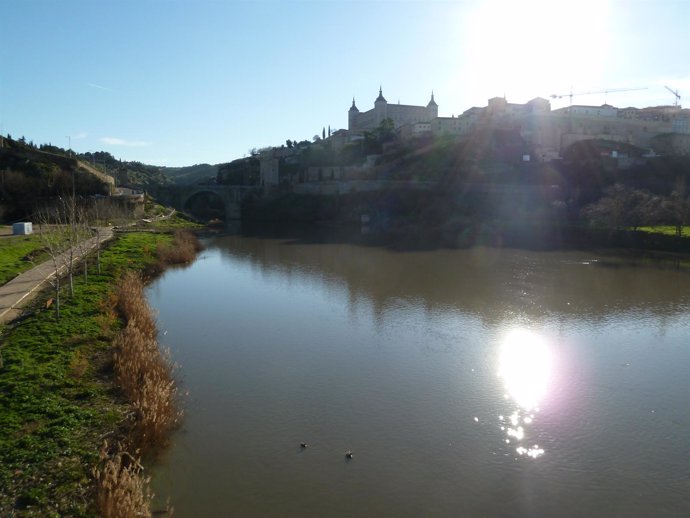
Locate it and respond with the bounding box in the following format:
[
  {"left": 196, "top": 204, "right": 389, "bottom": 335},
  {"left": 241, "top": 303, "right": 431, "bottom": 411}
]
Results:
[{"left": 148, "top": 228, "right": 690, "bottom": 517}]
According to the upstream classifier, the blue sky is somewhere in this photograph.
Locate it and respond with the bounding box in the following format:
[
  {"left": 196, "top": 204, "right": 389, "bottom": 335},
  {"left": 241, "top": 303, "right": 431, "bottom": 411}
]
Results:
[{"left": 1, "top": 0, "right": 688, "bottom": 167}]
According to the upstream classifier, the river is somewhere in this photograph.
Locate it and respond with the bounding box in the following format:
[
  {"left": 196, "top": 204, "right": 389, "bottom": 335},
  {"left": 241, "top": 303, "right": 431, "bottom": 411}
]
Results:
[{"left": 148, "top": 228, "right": 690, "bottom": 517}]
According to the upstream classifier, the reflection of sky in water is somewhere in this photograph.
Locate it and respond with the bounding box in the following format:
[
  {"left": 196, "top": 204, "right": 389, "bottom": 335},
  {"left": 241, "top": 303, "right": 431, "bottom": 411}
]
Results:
[{"left": 497, "top": 328, "right": 552, "bottom": 459}]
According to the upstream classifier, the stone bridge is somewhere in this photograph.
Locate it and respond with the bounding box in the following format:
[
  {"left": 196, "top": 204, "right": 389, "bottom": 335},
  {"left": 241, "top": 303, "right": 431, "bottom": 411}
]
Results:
[{"left": 152, "top": 185, "right": 260, "bottom": 220}]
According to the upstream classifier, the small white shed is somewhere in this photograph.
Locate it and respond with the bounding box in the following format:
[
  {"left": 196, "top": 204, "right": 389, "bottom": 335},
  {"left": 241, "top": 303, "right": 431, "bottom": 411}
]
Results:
[{"left": 12, "top": 222, "right": 33, "bottom": 235}]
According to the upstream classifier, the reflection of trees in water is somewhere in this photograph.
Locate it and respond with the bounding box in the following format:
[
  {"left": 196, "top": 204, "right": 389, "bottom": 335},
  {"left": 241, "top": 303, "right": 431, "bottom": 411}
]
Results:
[{"left": 213, "top": 231, "right": 690, "bottom": 328}]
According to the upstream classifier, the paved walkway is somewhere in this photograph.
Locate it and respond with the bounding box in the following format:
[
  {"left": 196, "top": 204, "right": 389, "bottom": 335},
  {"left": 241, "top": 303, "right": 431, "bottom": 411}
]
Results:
[{"left": 0, "top": 228, "right": 114, "bottom": 325}]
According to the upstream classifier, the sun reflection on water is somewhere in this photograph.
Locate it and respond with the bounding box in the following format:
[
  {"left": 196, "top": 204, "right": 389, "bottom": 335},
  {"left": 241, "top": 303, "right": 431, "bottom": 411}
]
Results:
[{"left": 497, "top": 328, "right": 553, "bottom": 459}]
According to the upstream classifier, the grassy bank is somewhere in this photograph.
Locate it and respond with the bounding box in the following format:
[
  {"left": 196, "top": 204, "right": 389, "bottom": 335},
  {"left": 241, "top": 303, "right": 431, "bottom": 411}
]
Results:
[
  {"left": 0, "top": 230, "right": 199, "bottom": 516},
  {"left": 0, "top": 232, "right": 48, "bottom": 286},
  {"left": 637, "top": 225, "right": 690, "bottom": 237}
]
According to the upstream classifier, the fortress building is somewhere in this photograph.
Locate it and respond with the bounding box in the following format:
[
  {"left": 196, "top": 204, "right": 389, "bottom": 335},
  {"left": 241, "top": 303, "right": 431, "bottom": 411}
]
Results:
[
  {"left": 341, "top": 86, "right": 690, "bottom": 160},
  {"left": 348, "top": 87, "right": 438, "bottom": 133}
]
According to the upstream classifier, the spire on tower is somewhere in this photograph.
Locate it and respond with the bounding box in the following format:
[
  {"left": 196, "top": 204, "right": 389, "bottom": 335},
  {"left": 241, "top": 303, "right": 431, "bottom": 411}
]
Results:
[{"left": 376, "top": 86, "right": 387, "bottom": 103}]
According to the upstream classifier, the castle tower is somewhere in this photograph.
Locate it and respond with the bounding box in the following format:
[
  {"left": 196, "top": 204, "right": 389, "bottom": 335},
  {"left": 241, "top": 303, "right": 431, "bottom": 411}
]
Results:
[
  {"left": 348, "top": 97, "right": 359, "bottom": 131},
  {"left": 374, "top": 86, "right": 388, "bottom": 125},
  {"left": 427, "top": 91, "right": 438, "bottom": 120}
]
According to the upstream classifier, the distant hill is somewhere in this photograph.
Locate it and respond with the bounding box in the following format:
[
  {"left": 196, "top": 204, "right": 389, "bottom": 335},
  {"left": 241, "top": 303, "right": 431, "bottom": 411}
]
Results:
[
  {"left": 77, "top": 153, "right": 217, "bottom": 187},
  {"left": 160, "top": 163, "right": 218, "bottom": 185},
  {"left": 77, "top": 151, "right": 172, "bottom": 189}
]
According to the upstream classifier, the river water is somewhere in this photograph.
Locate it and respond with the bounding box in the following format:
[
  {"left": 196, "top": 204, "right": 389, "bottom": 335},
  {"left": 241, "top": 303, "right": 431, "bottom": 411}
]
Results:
[{"left": 148, "top": 229, "right": 690, "bottom": 517}]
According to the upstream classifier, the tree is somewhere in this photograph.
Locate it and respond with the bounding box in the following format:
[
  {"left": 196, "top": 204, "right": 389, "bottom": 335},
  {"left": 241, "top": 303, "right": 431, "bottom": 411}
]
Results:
[
  {"left": 377, "top": 117, "right": 395, "bottom": 142},
  {"left": 664, "top": 175, "right": 690, "bottom": 236},
  {"left": 91, "top": 200, "right": 103, "bottom": 274},
  {"left": 62, "top": 196, "right": 82, "bottom": 297},
  {"left": 583, "top": 184, "right": 655, "bottom": 231},
  {"left": 74, "top": 204, "right": 97, "bottom": 285},
  {"left": 361, "top": 118, "right": 397, "bottom": 155},
  {"left": 36, "top": 204, "right": 71, "bottom": 319},
  {"left": 35, "top": 196, "right": 93, "bottom": 318}
]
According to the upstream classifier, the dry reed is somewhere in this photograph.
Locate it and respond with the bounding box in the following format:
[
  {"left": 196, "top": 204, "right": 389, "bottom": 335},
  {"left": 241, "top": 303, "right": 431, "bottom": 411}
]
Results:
[
  {"left": 92, "top": 233, "right": 200, "bottom": 517},
  {"left": 114, "top": 272, "right": 157, "bottom": 340},
  {"left": 93, "top": 441, "right": 152, "bottom": 518},
  {"left": 112, "top": 272, "right": 181, "bottom": 453},
  {"left": 155, "top": 230, "right": 203, "bottom": 266}
]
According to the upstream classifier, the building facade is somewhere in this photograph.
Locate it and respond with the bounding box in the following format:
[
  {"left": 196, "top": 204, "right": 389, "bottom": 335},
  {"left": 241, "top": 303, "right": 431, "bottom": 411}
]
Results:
[{"left": 348, "top": 88, "right": 438, "bottom": 133}]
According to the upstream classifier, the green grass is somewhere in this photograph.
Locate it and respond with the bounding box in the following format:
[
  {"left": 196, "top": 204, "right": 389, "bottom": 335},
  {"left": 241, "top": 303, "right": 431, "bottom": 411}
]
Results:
[
  {"left": 143, "top": 212, "right": 203, "bottom": 232},
  {"left": 637, "top": 226, "right": 690, "bottom": 237},
  {"left": 0, "top": 232, "right": 173, "bottom": 517},
  {"left": 0, "top": 233, "right": 48, "bottom": 286}
]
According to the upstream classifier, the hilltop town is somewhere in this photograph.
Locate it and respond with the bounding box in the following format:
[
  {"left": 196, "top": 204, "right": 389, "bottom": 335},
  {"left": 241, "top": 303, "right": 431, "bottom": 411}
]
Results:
[
  {"left": 236, "top": 87, "right": 690, "bottom": 193},
  {"left": 141, "top": 86, "right": 684, "bottom": 254}
]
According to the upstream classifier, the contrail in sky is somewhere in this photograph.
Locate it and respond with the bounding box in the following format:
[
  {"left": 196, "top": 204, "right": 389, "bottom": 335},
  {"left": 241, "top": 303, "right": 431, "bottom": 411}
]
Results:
[
  {"left": 87, "top": 83, "right": 113, "bottom": 91},
  {"left": 101, "top": 137, "right": 152, "bottom": 147}
]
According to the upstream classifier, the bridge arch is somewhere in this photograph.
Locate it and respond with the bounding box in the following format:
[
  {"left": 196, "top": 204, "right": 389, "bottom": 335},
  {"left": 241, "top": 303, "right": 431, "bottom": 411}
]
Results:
[
  {"left": 152, "top": 185, "right": 259, "bottom": 221},
  {"left": 183, "top": 190, "right": 227, "bottom": 221}
]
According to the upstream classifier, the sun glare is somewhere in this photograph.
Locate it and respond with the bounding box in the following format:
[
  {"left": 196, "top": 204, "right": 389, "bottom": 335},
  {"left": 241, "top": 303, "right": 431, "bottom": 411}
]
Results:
[
  {"left": 498, "top": 328, "right": 552, "bottom": 411},
  {"left": 463, "top": 0, "right": 610, "bottom": 103},
  {"left": 496, "top": 328, "right": 553, "bottom": 458}
]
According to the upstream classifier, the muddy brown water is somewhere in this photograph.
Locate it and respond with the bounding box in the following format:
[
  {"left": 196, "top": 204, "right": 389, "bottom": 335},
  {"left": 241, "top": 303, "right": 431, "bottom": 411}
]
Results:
[{"left": 148, "top": 231, "right": 690, "bottom": 517}]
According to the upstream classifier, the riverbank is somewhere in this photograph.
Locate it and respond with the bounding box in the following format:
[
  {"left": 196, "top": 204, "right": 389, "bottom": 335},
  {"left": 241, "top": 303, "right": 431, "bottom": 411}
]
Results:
[
  {"left": 0, "top": 228, "right": 115, "bottom": 326},
  {"left": 0, "top": 229, "right": 48, "bottom": 286},
  {"left": 0, "top": 230, "right": 201, "bottom": 516}
]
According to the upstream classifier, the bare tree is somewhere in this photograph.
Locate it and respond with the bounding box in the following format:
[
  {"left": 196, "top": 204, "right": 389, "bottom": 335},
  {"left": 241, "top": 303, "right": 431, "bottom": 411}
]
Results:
[
  {"left": 75, "top": 204, "right": 93, "bottom": 285},
  {"left": 93, "top": 200, "right": 102, "bottom": 274},
  {"left": 36, "top": 205, "right": 71, "bottom": 319},
  {"left": 35, "top": 196, "right": 93, "bottom": 317},
  {"left": 61, "top": 196, "right": 82, "bottom": 297}
]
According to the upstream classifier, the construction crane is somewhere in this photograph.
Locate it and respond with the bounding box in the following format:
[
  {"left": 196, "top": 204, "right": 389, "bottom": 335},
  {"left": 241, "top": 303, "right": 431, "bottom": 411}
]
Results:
[
  {"left": 550, "top": 87, "right": 647, "bottom": 106},
  {"left": 664, "top": 85, "right": 681, "bottom": 107}
]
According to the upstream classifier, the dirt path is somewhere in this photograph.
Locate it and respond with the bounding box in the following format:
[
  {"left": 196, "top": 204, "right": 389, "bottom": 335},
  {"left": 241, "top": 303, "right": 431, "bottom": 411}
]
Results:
[{"left": 0, "top": 227, "right": 114, "bottom": 325}]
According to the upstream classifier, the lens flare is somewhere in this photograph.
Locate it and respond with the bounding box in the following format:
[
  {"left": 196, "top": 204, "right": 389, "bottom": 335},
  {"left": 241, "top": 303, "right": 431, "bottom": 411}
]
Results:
[
  {"left": 497, "top": 328, "right": 553, "bottom": 458},
  {"left": 498, "top": 329, "right": 552, "bottom": 411}
]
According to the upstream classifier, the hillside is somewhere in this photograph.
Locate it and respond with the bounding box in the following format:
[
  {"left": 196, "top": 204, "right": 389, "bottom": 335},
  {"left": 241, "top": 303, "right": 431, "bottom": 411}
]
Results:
[
  {"left": 77, "top": 151, "right": 171, "bottom": 188},
  {"left": 76, "top": 153, "right": 217, "bottom": 187},
  {"left": 0, "top": 138, "right": 112, "bottom": 221},
  {"left": 0, "top": 134, "right": 223, "bottom": 198},
  {"left": 160, "top": 163, "right": 218, "bottom": 185}
]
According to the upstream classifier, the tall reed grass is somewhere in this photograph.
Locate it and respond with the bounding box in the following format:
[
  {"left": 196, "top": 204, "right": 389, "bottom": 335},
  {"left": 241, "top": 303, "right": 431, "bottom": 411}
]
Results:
[
  {"left": 94, "top": 231, "right": 200, "bottom": 517},
  {"left": 93, "top": 442, "right": 152, "bottom": 518},
  {"left": 155, "top": 230, "right": 203, "bottom": 265},
  {"left": 95, "top": 270, "right": 182, "bottom": 517},
  {"left": 112, "top": 272, "right": 181, "bottom": 452}
]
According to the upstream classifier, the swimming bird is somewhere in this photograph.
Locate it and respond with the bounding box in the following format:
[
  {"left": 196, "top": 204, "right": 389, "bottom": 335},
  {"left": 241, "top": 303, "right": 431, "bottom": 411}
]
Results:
[
  {"left": 300, "top": 442, "right": 308, "bottom": 448},
  {"left": 345, "top": 450, "right": 353, "bottom": 459}
]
